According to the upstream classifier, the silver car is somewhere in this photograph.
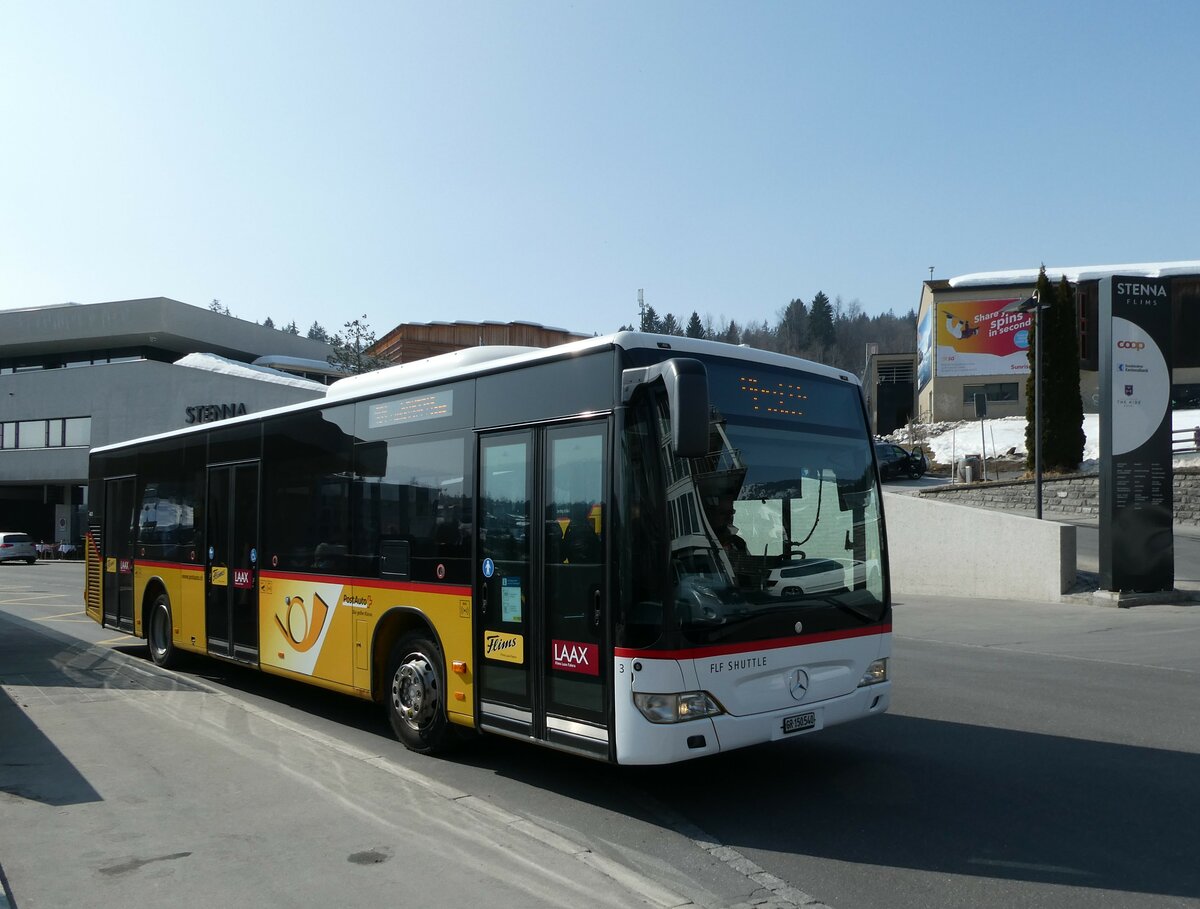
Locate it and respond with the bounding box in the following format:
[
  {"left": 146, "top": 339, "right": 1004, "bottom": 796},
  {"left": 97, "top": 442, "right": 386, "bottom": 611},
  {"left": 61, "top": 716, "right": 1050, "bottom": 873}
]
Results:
[
  {"left": 765, "top": 557, "right": 870, "bottom": 597},
  {"left": 0, "top": 532, "right": 38, "bottom": 564}
]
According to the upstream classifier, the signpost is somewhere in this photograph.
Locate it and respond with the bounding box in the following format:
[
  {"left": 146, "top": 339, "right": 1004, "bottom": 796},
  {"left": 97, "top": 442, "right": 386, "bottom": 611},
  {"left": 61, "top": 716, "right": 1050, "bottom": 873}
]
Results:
[
  {"left": 1098, "top": 276, "right": 1174, "bottom": 592},
  {"left": 974, "top": 393, "right": 988, "bottom": 481}
]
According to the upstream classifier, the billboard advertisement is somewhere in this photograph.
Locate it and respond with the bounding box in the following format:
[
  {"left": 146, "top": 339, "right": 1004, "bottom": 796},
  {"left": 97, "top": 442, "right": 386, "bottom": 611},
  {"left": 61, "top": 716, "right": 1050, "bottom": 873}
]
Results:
[
  {"left": 916, "top": 305, "right": 933, "bottom": 391},
  {"left": 936, "top": 298, "right": 1031, "bottom": 377}
]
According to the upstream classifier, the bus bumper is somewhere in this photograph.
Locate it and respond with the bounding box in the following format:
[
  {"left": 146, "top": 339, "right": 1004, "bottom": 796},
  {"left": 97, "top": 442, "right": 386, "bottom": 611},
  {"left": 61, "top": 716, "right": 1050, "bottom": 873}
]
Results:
[{"left": 614, "top": 673, "right": 891, "bottom": 765}]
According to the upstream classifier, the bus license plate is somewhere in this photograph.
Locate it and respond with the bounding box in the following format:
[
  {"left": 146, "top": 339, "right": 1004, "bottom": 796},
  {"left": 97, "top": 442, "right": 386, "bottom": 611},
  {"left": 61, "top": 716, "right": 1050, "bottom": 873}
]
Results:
[{"left": 782, "top": 712, "right": 816, "bottom": 734}]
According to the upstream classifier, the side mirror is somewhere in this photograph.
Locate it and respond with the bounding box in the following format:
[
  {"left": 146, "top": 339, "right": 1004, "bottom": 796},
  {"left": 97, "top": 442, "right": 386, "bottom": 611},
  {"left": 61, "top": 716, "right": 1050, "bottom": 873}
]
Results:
[{"left": 621, "top": 358, "right": 710, "bottom": 458}]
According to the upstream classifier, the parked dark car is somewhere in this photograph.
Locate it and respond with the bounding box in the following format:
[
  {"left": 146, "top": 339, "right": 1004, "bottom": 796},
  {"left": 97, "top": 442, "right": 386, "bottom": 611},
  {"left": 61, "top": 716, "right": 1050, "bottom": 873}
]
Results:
[{"left": 874, "top": 442, "right": 927, "bottom": 481}]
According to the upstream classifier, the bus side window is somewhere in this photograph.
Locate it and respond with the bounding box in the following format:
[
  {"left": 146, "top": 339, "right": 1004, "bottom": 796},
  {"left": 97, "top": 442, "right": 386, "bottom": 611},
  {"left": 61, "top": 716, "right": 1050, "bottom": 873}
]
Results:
[{"left": 353, "top": 432, "right": 470, "bottom": 584}]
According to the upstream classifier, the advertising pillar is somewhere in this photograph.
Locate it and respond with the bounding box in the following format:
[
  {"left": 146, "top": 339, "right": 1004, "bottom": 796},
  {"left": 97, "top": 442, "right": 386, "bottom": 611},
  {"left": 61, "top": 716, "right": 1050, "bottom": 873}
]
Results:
[{"left": 1098, "top": 276, "right": 1173, "bottom": 592}]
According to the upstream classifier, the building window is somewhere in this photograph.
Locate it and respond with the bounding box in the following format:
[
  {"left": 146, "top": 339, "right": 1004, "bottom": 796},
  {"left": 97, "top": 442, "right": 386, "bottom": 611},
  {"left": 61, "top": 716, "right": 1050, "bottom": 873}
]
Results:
[
  {"left": 1174, "top": 281, "right": 1200, "bottom": 369},
  {"left": 962, "top": 383, "right": 1019, "bottom": 404},
  {"left": 17, "top": 421, "right": 44, "bottom": 448},
  {"left": 0, "top": 416, "right": 91, "bottom": 450},
  {"left": 65, "top": 417, "right": 91, "bottom": 447}
]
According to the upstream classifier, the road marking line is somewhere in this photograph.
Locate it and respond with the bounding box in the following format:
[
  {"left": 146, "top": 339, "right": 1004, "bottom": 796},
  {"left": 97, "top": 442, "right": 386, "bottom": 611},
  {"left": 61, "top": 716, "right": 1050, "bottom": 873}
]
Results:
[
  {"left": 39, "top": 610, "right": 86, "bottom": 619},
  {"left": 97, "top": 635, "right": 136, "bottom": 644}
]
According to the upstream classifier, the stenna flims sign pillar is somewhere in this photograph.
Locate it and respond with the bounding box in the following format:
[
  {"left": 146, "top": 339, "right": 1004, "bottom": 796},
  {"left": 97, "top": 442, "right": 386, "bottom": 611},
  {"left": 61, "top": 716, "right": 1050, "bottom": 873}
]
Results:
[{"left": 1098, "top": 275, "right": 1173, "bottom": 592}]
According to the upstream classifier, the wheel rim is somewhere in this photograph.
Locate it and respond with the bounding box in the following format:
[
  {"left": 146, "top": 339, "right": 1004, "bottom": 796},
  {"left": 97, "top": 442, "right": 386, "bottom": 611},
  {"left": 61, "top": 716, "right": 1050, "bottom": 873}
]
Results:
[
  {"left": 392, "top": 652, "right": 439, "bottom": 731},
  {"left": 150, "top": 604, "right": 169, "bottom": 659}
]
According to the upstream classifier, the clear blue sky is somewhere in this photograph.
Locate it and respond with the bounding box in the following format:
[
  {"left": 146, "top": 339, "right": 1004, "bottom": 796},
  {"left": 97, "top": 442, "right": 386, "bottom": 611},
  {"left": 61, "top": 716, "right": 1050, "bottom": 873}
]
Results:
[{"left": 2, "top": 1, "right": 1197, "bottom": 338}]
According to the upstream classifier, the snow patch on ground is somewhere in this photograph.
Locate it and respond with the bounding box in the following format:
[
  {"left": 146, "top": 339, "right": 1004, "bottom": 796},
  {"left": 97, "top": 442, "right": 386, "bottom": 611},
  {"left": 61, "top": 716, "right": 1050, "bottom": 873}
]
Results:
[{"left": 883, "top": 409, "right": 1200, "bottom": 473}]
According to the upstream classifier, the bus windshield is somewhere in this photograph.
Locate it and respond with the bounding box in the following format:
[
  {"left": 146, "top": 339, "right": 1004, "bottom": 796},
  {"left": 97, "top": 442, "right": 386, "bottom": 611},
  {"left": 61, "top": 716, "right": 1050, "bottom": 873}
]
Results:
[{"left": 625, "top": 353, "right": 887, "bottom": 649}]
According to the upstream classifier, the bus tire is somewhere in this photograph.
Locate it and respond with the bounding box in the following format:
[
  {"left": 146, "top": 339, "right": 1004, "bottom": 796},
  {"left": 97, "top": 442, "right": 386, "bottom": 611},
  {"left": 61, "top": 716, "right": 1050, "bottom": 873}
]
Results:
[
  {"left": 386, "top": 633, "right": 450, "bottom": 754},
  {"left": 148, "top": 593, "right": 179, "bottom": 669}
]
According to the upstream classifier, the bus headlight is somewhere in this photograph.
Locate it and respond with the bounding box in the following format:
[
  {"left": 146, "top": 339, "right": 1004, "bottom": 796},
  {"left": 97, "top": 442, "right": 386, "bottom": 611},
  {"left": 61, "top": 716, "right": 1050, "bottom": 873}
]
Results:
[
  {"left": 858, "top": 658, "right": 888, "bottom": 687},
  {"left": 633, "top": 691, "right": 723, "bottom": 724}
]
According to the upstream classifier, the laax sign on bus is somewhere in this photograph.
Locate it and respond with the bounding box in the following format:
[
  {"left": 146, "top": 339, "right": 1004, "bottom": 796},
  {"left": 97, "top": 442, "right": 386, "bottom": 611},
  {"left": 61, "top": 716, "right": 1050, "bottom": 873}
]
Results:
[{"left": 552, "top": 639, "right": 598, "bottom": 675}]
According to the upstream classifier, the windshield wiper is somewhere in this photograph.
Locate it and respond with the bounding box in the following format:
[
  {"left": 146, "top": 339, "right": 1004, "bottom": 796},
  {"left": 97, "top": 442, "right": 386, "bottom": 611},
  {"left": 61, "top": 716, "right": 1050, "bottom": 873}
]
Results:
[{"left": 791, "top": 594, "right": 879, "bottom": 624}]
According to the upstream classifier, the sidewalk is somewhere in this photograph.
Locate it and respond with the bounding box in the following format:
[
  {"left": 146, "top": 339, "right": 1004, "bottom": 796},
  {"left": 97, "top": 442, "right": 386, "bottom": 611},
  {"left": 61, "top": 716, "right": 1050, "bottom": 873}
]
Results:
[
  {"left": 892, "top": 591, "right": 1200, "bottom": 673},
  {"left": 0, "top": 609, "right": 690, "bottom": 909}
]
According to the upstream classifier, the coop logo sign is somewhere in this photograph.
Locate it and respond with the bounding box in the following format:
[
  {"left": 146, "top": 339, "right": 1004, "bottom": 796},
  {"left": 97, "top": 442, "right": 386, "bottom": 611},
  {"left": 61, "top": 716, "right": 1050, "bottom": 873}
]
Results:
[
  {"left": 185, "top": 403, "right": 248, "bottom": 424},
  {"left": 1117, "top": 340, "right": 1146, "bottom": 350}
]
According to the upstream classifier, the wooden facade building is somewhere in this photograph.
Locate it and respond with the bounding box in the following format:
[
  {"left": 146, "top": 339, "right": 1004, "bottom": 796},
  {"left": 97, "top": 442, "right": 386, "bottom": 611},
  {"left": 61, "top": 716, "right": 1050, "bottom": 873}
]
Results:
[{"left": 368, "top": 320, "right": 590, "bottom": 365}]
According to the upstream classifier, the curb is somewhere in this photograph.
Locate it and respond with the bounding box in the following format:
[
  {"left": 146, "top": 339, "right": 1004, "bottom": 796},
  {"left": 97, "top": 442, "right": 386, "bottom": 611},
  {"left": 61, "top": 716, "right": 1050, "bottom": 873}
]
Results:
[{"left": 0, "top": 610, "right": 693, "bottom": 909}]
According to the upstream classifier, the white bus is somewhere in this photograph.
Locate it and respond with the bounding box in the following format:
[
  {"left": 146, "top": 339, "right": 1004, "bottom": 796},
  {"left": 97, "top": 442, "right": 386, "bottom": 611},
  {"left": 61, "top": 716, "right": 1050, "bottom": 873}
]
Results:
[{"left": 87, "top": 332, "right": 891, "bottom": 764}]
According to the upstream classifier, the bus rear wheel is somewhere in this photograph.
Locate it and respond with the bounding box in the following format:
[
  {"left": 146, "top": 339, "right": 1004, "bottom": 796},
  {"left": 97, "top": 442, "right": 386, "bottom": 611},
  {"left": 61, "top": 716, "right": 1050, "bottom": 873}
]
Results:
[
  {"left": 148, "top": 593, "right": 179, "bottom": 669},
  {"left": 386, "top": 633, "right": 450, "bottom": 754}
]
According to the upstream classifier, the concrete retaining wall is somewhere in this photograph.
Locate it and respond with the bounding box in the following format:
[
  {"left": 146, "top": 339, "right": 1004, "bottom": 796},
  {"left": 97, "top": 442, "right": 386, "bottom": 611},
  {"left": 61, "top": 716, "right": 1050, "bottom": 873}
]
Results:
[{"left": 883, "top": 491, "right": 1076, "bottom": 602}]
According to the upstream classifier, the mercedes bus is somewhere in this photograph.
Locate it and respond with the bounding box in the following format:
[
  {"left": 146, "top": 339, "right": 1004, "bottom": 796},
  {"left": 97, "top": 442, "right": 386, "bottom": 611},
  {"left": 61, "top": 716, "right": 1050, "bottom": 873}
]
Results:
[{"left": 85, "top": 332, "right": 891, "bottom": 764}]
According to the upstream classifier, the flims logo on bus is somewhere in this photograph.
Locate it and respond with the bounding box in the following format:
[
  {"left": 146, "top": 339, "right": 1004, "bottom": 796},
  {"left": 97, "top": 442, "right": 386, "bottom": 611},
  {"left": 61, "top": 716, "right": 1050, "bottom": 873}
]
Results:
[{"left": 484, "top": 631, "right": 524, "bottom": 664}]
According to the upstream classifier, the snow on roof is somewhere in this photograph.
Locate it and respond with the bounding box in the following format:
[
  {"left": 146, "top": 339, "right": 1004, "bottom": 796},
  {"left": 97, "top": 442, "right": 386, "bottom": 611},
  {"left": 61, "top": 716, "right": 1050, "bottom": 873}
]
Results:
[
  {"left": 174, "top": 352, "right": 328, "bottom": 391},
  {"left": 324, "top": 345, "right": 542, "bottom": 400},
  {"left": 949, "top": 260, "right": 1200, "bottom": 289}
]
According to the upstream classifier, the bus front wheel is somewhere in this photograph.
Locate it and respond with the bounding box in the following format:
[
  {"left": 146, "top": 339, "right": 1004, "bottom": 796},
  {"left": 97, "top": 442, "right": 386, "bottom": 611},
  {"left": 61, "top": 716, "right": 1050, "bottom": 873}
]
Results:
[
  {"left": 148, "top": 593, "right": 179, "bottom": 669},
  {"left": 386, "top": 633, "right": 449, "bottom": 754}
]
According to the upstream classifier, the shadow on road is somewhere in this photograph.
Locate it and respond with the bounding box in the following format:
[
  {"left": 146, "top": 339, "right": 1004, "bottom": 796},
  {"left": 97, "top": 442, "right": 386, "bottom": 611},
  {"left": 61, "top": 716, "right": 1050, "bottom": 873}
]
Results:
[
  {"left": 8, "top": 604, "right": 1195, "bottom": 902},
  {"left": 0, "top": 611, "right": 195, "bottom": 808},
  {"left": 452, "top": 712, "right": 1200, "bottom": 902}
]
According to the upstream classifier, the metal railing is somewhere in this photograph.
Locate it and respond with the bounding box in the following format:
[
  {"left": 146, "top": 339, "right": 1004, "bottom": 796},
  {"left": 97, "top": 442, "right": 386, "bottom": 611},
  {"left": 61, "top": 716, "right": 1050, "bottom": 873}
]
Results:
[{"left": 1173, "top": 426, "right": 1200, "bottom": 454}]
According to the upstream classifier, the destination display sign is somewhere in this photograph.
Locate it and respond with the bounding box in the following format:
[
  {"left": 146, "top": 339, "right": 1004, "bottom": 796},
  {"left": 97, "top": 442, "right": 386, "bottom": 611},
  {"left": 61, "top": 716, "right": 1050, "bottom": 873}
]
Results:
[{"left": 366, "top": 390, "right": 453, "bottom": 428}]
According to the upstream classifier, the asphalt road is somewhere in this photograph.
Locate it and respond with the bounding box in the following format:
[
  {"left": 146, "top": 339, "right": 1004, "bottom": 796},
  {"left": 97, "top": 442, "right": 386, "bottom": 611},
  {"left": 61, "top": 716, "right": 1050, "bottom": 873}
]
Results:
[{"left": 2, "top": 562, "right": 1198, "bottom": 909}]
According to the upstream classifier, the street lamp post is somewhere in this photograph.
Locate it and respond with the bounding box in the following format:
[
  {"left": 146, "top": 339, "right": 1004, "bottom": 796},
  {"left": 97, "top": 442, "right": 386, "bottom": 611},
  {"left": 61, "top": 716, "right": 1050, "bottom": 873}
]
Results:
[
  {"left": 1033, "top": 293, "right": 1043, "bottom": 519},
  {"left": 1002, "top": 291, "right": 1045, "bottom": 518}
]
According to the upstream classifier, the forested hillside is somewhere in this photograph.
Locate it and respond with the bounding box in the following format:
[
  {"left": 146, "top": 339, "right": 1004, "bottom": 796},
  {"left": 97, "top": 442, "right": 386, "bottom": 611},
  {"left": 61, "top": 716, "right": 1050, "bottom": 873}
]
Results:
[{"left": 620, "top": 293, "right": 916, "bottom": 379}]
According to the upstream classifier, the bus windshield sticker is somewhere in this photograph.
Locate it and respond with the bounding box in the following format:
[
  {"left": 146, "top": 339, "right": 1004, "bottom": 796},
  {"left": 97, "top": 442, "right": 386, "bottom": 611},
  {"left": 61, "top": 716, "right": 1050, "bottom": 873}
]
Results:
[
  {"left": 484, "top": 630, "right": 524, "bottom": 663},
  {"left": 501, "top": 576, "right": 522, "bottom": 622},
  {"left": 367, "top": 390, "right": 453, "bottom": 429}
]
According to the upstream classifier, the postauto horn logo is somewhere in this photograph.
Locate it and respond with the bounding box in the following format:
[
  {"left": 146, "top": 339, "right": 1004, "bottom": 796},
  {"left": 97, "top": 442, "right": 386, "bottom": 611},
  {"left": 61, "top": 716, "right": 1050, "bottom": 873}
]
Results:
[{"left": 1117, "top": 340, "right": 1146, "bottom": 350}]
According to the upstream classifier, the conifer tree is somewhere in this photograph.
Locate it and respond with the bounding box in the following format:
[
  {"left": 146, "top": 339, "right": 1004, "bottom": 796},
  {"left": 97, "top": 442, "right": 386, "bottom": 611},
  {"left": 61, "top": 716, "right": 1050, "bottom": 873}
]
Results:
[
  {"left": 1024, "top": 269, "right": 1085, "bottom": 472},
  {"left": 808, "top": 292, "right": 836, "bottom": 352},
  {"left": 640, "top": 306, "right": 661, "bottom": 333},
  {"left": 328, "top": 315, "right": 387, "bottom": 375},
  {"left": 779, "top": 298, "right": 808, "bottom": 355},
  {"left": 1045, "top": 276, "right": 1085, "bottom": 470},
  {"left": 685, "top": 311, "right": 706, "bottom": 338}
]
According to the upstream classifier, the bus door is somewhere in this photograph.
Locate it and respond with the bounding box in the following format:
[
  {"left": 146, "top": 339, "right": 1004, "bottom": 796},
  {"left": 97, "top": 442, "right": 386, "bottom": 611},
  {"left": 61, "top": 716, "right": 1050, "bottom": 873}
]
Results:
[
  {"left": 205, "top": 462, "right": 260, "bottom": 663},
  {"left": 477, "top": 422, "right": 610, "bottom": 758},
  {"left": 102, "top": 476, "right": 137, "bottom": 633}
]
